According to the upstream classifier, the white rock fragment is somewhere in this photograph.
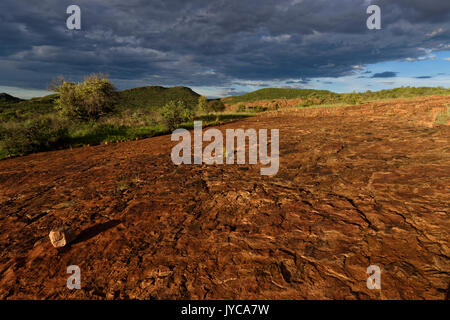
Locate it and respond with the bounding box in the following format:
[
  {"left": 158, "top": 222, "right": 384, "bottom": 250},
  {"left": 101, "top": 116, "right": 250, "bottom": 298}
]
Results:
[{"left": 49, "top": 227, "right": 74, "bottom": 248}]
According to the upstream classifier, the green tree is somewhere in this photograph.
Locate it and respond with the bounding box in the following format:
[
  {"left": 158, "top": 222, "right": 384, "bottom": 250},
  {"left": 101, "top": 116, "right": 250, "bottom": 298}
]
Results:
[
  {"left": 52, "top": 73, "right": 117, "bottom": 121},
  {"left": 208, "top": 100, "right": 226, "bottom": 113},
  {"left": 159, "top": 100, "right": 192, "bottom": 131},
  {"left": 198, "top": 97, "right": 226, "bottom": 115},
  {"left": 198, "top": 96, "right": 209, "bottom": 114}
]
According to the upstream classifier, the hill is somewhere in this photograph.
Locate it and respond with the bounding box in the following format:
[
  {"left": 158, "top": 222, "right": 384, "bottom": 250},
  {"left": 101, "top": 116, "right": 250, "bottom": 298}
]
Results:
[
  {"left": 0, "top": 93, "right": 23, "bottom": 103},
  {"left": 0, "top": 93, "right": 58, "bottom": 122},
  {"left": 224, "top": 86, "right": 450, "bottom": 105},
  {"left": 0, "top": 93, "right": 24, "bottom": 108},
  {"left": 1, "top": 86, "right": 201, "bottom": 115},
  {"left": 117, "top": 86, "right": 200, "bottom": 110},
  {"left": 223, "top": 88, "right": 338, "bottom": 104},
  {"left": 0, "top": 86, "right": 201, "bottom": 122}
]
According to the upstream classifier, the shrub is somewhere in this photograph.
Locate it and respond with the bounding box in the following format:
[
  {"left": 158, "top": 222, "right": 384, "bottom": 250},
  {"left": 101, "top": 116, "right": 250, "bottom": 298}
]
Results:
[
  {"left": 159, "top": 101, "right": 192, "bottom": 131},
  {"left": 0, "top": 116, "right": 69, "bottom": 156},
  {"left": 297, "top": 98, "right": 315, "bottom": 108},
  {"left": 52, "top": 73, "right": 117, "bottom": 121},
  {"left": 198, "top": 98, "right": 225, "bottom": 115},
  {"left": 247, "top": 105, "right": 267, "bottom": 113},
  {"left": 237, "top": 104, "right": 246, "bottom": 112},
  {"left": 103, "top": 109, "right": 158, "bottom": 127},
  {"left": 198, "top": 96, "right": 209, "bottom": 114},
  {"left": 344, "top": 93, "right": 362, "bottom": 105},
  {"left": 208, "top": 100, "right": 226, "bottom": 113}
]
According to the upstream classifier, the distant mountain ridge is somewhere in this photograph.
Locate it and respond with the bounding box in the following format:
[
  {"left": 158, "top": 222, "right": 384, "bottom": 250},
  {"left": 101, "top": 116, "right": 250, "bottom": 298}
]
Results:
[
  {"left": 222, "top": 88, "right": 338, "bottom": 104},
  {"left": 0, "top": 86, "right": 201, "bottom": 111},
  {"left": 222, "top": 86, "right": 450, "bottom": 104},
  {"left": 0, "top": 93, "right": 24, "bottom": 104},
  {"left": 2, "top": 86, "right": 450, "bottom": 110}
]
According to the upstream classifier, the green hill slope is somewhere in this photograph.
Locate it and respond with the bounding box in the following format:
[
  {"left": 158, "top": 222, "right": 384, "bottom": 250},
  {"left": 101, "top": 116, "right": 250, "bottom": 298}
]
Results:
[
  {"left": 224, "top": 86, "right": 450, "bottom": 105},
  {"left": 0, "top": 93, "right": 58, "bottom": 121},
  {"left": 224, "top": 88, "right": 338, "bottom": 104},
  {"left": 0, "top": 93, "right": 23, "bottom": 104},
  {"left": 0, "top": 86, "right": 201, "bottom": 121},
  {"left": 118, "top": 86, "right": 200, "bottom": 110},
  {"left": 0, "top": 93, "right": 24, "bottom": 109}
]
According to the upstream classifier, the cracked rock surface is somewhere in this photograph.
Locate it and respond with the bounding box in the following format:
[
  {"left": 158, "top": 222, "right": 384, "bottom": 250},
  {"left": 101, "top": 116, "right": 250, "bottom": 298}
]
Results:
[{"left": 0, "top": 96, "right": 449, "bottom": 299}]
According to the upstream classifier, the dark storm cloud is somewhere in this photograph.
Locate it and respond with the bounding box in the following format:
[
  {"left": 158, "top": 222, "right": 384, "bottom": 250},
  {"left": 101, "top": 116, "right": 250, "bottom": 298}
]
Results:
[
  {"left": 415, "top": 76, "right": 433, "bottom": 79},
  {"left": 0, "top": 0, "right": 450, "bottom": 90},
  {"left": 372, "top": 71, "right": 398, "bottom": 78}
]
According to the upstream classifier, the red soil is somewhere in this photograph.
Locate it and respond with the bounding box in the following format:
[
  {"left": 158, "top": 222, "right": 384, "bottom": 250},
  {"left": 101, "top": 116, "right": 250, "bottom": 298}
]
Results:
[{"left": 0, "top": 96, "right": 449, "bottom": 299}]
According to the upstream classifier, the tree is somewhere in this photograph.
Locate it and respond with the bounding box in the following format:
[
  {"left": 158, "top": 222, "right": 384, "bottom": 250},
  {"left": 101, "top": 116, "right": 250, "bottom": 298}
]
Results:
[
  {"left": 51, "top": 73, "right": 117, "bottom": 121},
  {"left": 208, "top": 100, "right": 226, "bottom": 113},
  {"left": 198, "top": 97, "right": 226, "bottom": 115},
  {"left": 198, "top": 96, "right": 209, "bottom": 114},
  {"left": 159, "top": 100, "right": 192, "bottom": 131}
]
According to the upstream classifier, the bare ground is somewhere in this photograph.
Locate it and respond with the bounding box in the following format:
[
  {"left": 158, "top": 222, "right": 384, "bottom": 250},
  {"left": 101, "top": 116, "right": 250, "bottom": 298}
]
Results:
[{"left": 0, "top": 96, "right": 449, "bottom": 299}]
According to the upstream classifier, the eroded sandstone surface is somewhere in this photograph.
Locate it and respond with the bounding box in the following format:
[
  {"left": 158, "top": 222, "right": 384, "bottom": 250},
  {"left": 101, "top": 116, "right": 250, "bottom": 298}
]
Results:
[{"left": 0, "top": 96, "right": 448, "bottom": 299}]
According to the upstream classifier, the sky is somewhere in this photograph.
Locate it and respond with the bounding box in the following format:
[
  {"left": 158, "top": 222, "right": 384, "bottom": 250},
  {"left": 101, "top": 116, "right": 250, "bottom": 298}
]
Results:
[{"left": 0, "top": 0, "right": 450, "bottom": 99}]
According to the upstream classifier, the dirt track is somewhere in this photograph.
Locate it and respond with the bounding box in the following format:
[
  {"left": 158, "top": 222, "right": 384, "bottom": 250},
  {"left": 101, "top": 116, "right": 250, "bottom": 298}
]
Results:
[{"left": 0, "top": 96, "right": 449, "bottom": 299}]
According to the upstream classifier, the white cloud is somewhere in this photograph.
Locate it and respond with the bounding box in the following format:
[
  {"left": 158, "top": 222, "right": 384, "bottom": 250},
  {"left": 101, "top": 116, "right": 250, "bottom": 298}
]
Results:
[
  {"left": 405, "top": 54, "right": 436, "bottom": 62},
  {"left": 261, "top": 34, "right": 291, "bottom": 43},
  {"left": 427, "top": 28, "right": 444, "bottom": 37}
]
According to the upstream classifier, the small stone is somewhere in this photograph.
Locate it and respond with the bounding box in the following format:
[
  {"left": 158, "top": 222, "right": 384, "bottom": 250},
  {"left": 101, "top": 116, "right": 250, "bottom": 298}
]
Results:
[
  {"left": 106, "top": 292, "right": 115, "bottom": 300},
  {"left": 49, "top": 227, "right": 75, "bottom": 248}
]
